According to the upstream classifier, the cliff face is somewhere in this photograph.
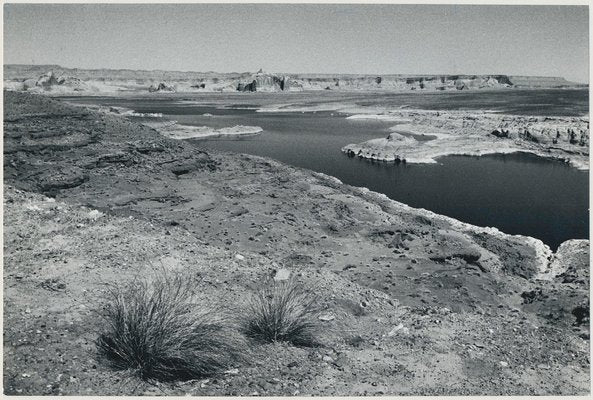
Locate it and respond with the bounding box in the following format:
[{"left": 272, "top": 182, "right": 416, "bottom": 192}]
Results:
[
  {"left": 237, "top": 74, "right": 515, "bottom": 92},
  {"left": 3, "top": 64, "right": 586, "bottom": 94},
  {"left": 508, "top": 76, "right": 583, "bottom": 88},
  {"left": 237, "top": 74, "right": 291, "bottom": 92},
  {"left": 234, "top": 73, "right": 586, "bottom": 92}
]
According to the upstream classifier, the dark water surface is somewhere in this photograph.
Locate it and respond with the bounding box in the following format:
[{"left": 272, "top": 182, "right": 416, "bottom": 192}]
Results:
[{"left": 62, "top": 90, "right": 589, "bottom": 249}]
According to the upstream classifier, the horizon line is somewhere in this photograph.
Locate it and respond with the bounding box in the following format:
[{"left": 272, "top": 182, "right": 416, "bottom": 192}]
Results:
[{"left": 4, "top": 63, "right": 588, "bottom": 84}]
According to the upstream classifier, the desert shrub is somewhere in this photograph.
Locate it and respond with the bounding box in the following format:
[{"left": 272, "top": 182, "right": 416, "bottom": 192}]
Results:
[
  {"left": 96, "top": 272, "right": 245, "bottom": 382},
  {"left": 243, "top": 279, "right": 320, "bottom": 347}
]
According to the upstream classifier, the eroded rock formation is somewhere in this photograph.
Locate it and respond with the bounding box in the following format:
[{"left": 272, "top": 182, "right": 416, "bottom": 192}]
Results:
[
  {"left": 237, "top": 73, "right": 291, "bottom": 92},
  {"left": 148, "top": 82, "right": 176, "bottom": 92}
]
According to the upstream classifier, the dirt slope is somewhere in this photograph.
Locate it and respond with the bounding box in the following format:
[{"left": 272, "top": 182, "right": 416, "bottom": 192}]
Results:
[{"left": 3, "top": 90, "right": 590, "bottom": 395}]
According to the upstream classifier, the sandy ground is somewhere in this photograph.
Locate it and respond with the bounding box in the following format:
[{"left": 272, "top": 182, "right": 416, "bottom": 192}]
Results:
[{"left": 3, "top": 91, "right": 590, "bottom": 395}]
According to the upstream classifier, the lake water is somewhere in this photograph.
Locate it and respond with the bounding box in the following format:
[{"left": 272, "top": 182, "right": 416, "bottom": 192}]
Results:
[{"left": 62, "top": 90, "right": 589, "bottom": 249}]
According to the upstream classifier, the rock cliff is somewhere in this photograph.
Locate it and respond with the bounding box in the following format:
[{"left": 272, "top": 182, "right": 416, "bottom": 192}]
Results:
[{"left": 4, "top": 64, "right": 586, "bottom": 94}]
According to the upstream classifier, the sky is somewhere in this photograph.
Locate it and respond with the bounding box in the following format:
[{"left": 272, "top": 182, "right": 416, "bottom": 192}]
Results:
[{"left": 3, "top": 4, "right": 590, "bottom": 83}]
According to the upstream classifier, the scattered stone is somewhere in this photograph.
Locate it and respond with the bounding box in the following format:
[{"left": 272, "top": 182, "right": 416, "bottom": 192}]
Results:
[
  {"left": 41, "top": 278, "right": 66, "bottom": 291},
  {"left": 387, "top": 324, "right": 402, "bottom": 336},
  {"left": 273, "top": 268, "right": 291, "bottom": 281},
  {"left": 88, "top": 209, "right": 103, "bottom": 219},
  {"left": 318, "top": 314, "right": 335, "bottom": 321}
]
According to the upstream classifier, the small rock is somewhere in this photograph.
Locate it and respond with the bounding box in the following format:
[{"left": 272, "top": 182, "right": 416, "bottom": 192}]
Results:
[
  {"left": 273, "top": 268, "right": 291, "bottom": 281},
  {"left": 387, "top": 323, "right": 405, "bottom": 337},
  {"left": 322, "top": 355, "right": 334, "bottom": 363},
  {"left": 224, "top": 368, "right": 239, "bottom": 375},
  {"left": 318, "top": 314, "right": 335, "bottom": 321},
  {"left": 88, "top": 209, "right": 103, "bottom": 219},
  {"left": 500, "top": 361, "right": 509, "bottom": 367},
  {"left": 235, "top": 254, "right": 245, "bottom": 261}
]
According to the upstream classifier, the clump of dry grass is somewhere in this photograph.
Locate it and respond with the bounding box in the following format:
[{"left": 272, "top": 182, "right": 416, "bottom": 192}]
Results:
[
  {"left": 243, "top": 279, "right": 320, "bottom": 347},
  {"left": 96, "top": 272, "right": 245, "bottom": 382}
]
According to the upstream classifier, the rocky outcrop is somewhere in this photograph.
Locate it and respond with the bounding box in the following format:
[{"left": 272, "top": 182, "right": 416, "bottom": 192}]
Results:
[
  {"left": 142, "top": 121, "right": 264, "bottom": 140},
  {"left": 191, "top": 82, "right": 206, "bottom": 89},
  {"left": 148, "top": 82, "right": 176, "bottom": 92},
  {"left": 37, "top": 71, "right": 59, "bottom": 87},
  {"left": 490, "top": 128, "right": 510, "bottom": 138},
  {"left": 342, "top": 109, "right": 589, "bottom": 169},
  {"left": 237, "top": 73, "right": 291, "bottom": 92},
  {"left": 4, "top": 69, "right": 88, "bottom": 92},
  {"left": 237, "top": 80, "right": 257, "bottom": 92},
  {"left": 294, "top": 74, "right": 516, "bottom": 91}
]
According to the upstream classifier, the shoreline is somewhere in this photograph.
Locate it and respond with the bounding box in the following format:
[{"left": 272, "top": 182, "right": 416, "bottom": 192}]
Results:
[
  {"left": 62, "top": 91, "right": 589, "bottom": 170},
  {"left": 61, "top": 95, "right": 588, "bottom": 246},
  {"left": 58, "top": 93, "right": 590, "bottom": 245},
  {"left": 340, "top": 109, "right": 589, "bottom": 170},
  {"left": 342, "top": 143, "right": 589, "bottom": 170},
  {"left": 143, "top": 121, "right": 264, "bottom": 140},
  {"left": 6, "top": 90, "right": 584, "bottom": 267}
]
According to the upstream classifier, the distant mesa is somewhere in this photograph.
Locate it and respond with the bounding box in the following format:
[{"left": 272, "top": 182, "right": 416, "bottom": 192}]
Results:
[{"left": 2, "top": 64, "right": 587, "bottom": 94}]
